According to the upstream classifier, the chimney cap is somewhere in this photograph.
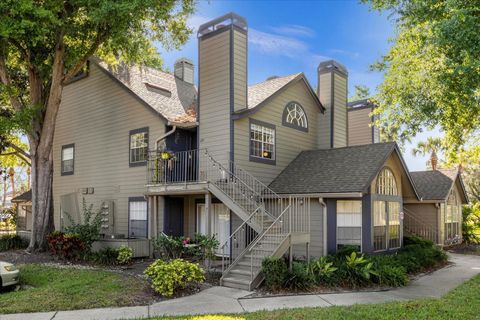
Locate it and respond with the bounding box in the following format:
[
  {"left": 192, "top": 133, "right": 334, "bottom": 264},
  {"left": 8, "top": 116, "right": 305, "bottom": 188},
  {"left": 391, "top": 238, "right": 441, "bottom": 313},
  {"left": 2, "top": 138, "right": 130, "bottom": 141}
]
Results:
[
  {"left": 175, "top": 58, "right": 194, "bottom": 67},
  {"left": 318, "top": 60, "right": 348, "bottom": 76},
  {"left": 198, "top": 12, "right": 247, "bottom": 37}
]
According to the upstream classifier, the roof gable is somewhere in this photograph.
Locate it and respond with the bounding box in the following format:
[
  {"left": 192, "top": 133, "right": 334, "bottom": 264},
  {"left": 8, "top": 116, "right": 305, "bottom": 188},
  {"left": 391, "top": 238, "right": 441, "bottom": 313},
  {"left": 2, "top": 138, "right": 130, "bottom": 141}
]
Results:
[
  {"left": 411, "top": 169, "right": 469, "bottom": 203},
  {"left": 233, "top": 73, "right": 324, "bottom": 119},
  {"left": 269, "top": 142, "right": 416, "bottom": 195}
]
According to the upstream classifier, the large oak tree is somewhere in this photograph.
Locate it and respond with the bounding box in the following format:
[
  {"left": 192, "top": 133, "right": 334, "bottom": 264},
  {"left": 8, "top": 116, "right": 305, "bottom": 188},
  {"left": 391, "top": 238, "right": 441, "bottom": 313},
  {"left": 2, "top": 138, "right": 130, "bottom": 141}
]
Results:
[{"left": 0, "top": 0, "right": 195, "bottom": 250}]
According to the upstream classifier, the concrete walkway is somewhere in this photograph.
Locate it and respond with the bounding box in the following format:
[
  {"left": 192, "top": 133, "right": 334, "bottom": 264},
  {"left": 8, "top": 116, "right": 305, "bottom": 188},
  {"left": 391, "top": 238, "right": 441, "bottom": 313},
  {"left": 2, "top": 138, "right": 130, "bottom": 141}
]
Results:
[{"left": 1, "top": 253, "right": 479, "bottom": 320}]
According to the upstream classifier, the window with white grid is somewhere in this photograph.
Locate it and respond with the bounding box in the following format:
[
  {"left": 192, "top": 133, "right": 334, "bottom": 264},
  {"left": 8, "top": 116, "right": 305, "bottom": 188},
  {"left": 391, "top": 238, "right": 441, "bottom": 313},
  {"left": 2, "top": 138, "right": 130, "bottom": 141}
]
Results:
[
  {"left": 129, "top": 199, "right": 147, "bottom": 238},
  {"left": 61, "top": 144, "right": 74, "bottom": 175},
  {"left": 336, "top": 200, "right": 362, "bottom": 251},
  {"left": 129, "top": 128, "right": 148, "bottom": 165},
  {"left": 250, "top": 122, "right": 275, "bottom": 161},
  {"left": 375, "top": 167, "right": 398, "bottom": 195}
]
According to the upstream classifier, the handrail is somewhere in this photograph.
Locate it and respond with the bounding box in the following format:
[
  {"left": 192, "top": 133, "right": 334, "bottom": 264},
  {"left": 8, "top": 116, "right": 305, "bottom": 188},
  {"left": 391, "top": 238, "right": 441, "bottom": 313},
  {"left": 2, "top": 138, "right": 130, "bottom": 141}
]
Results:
[
  {"left": 219, "top": 207, "right": 262, "bottom": 250},
  {"left": 403, "top": 207, "right": 438, "bottom": 243},
  {"left": 228, "top": 160, "right": 282, "bottom": 200},
  {"left": 248, "top": 205, "right": 291, "bottom": 251}
]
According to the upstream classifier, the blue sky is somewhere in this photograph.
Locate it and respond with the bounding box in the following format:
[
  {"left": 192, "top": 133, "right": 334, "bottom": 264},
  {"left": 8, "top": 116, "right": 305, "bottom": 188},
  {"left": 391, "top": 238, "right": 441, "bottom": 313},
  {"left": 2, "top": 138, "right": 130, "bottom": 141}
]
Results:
[{"left": 156, "top": 0, "right": 436, "bottom": 171}]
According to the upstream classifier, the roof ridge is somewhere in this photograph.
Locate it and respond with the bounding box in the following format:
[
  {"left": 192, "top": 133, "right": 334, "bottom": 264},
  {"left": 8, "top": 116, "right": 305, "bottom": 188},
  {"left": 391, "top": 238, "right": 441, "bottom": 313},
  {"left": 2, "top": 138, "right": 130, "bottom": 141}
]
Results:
[
  {"left": 248, "top": 72, "right": 302, "bottom": 88},
  {"left": 302, "top": 142, "right": 396, "bottom": 153}
]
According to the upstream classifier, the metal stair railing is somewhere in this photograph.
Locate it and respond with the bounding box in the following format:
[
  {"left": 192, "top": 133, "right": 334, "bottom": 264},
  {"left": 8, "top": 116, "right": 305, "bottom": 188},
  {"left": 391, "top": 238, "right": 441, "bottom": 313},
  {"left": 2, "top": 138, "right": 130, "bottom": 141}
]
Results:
[{"left": 403, "top": 208, "right": 438, "bottom": 244}]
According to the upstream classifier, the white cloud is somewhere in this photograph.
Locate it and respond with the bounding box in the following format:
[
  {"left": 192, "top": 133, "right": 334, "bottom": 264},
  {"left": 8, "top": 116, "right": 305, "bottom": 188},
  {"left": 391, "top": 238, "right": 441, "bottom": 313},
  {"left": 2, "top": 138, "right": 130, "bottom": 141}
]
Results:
[
  {"left": 329, "top": 48, "right": 360, "bottom": 60},
  {"left": 249, "top": 29, "right": 309, "bottom": 58},
  {"left": 270, "top": 24, "right": 315, "bottom": 38}
]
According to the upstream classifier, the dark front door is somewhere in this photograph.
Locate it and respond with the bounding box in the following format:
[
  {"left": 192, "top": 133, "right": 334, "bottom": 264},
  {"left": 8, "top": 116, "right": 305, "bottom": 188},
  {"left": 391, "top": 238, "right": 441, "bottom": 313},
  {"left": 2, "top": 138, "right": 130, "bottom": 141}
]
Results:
[{"left": 164, "top": 197, "right": 184, "bottom": 237}]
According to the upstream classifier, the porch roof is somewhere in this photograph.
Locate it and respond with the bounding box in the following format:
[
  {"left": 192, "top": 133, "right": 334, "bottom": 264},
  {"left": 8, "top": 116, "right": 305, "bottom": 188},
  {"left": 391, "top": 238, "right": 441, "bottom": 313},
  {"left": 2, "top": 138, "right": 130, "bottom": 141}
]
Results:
[
  {"left": 269, "top": 142, "right": 416, "bottom": 196},
  {"left": 410, "top": 169, "right": 468, "bottom": 203},
  {"left": 11, "top": 190, "right": 31, "bottom": 203}
]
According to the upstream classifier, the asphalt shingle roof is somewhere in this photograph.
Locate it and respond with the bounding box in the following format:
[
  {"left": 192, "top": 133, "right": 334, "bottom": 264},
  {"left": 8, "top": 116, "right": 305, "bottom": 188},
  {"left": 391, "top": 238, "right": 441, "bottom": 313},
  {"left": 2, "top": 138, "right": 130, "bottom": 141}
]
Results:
[
  {"left": 96, "top": 60, "right": 198, "bottom": 124},
  {"left": 247, "top": 73, "right": 302, "bottom": 110},
  {"left": 410, "top": 169, "right": 457, "bottom": 200},
  {"left": 269, "top": 142, "right": 398, "bottom": 194}
]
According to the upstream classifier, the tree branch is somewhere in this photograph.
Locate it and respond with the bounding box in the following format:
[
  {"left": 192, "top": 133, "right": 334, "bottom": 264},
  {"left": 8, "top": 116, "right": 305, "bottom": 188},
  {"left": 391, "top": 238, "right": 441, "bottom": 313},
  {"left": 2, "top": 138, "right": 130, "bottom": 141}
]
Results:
[
  {"left": 6, "top": 141, "right": 31, "bottom": 159},
  {"left": 0, "top": 41, "right": 24, "bottom": 111},
  {"left": 63, "top": 30, "right": 109, "bottom": 84}
]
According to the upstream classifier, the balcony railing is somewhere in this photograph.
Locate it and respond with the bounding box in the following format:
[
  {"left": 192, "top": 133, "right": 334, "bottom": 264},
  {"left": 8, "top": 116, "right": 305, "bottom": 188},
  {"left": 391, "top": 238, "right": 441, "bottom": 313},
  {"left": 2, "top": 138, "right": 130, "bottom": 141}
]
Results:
[{"left": 147, "top": 149, "right": 201, "bottom": 185}]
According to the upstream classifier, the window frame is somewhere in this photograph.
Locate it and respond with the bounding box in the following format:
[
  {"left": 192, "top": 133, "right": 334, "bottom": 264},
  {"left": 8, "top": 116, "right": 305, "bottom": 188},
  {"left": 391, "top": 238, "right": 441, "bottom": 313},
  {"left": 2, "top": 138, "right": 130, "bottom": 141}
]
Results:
[
  {"left": 248, "top": 118, "right": 276, "bottom": 165},
  {"left": 336, "top": 200, "right": 362, "bottom": 252},
  {"left": 128, "top": 197, "right": 148, "bottom": 239},
  {"left": 282, "top": 101, "right": 308, "bottom": 132},
  {"left": 129, "top": 127, "right": 149, "bottom": 167},
  {"left": 375, "top": 167, "right": 398, "bottom": 196},
  {"left": 61, "top": 143, "right": 75, "bottom": 176}
]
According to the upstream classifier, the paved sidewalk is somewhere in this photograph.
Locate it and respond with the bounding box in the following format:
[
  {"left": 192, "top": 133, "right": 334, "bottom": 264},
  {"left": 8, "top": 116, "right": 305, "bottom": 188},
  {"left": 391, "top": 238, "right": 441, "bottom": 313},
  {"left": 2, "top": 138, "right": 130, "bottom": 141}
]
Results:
[{"left": 1, "top": 253, "right": 479, "bottom": 320}]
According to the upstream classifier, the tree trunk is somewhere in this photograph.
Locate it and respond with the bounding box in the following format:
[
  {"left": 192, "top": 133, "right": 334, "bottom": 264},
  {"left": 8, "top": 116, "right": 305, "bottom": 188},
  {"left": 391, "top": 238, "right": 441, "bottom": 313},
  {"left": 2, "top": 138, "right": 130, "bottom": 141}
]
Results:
[{"left": 28, "top": 145, "right": 55, "bottom": 251}]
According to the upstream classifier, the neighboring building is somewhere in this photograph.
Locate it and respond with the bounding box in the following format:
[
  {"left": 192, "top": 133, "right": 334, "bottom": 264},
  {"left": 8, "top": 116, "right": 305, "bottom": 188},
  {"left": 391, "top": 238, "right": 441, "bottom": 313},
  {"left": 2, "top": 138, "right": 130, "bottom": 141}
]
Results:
[
  {"left": 50, "top": 12, "right": 465, "bottom": 290},
  {"left": 11, "top": 190, "right": 32, "bottom": 240},
  {"left": 405, "top": 169, "right": 468, "bottom": 246},
  {"left": 347, "top": 98, "right": 380, "bottom": 146}
]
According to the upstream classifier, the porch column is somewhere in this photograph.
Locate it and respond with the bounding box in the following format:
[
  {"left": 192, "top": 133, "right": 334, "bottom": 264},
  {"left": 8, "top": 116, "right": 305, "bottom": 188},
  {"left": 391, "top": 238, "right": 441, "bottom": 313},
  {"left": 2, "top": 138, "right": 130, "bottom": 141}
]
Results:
[
  {"left": 205, "top": 192, "right": 212, "bottom": 236},
  {"left": 147, "top": 196, "right": 153, "bottom": 239}
]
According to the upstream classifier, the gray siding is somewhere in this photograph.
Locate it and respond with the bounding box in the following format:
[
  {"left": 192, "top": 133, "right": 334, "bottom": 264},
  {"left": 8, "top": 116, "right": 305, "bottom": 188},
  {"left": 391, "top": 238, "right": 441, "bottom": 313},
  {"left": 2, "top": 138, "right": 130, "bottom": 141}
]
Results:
[
  {"left": 233, "top": 80, "right": 321, "bottom": 185},
  {"left": 198, "top": 30, "right": 232, "bottom": 167},
  {"left": 348, "top": 107, "right": 373, "bottom": 146},
  {"left": 317, "top": 73, "right": 331, "bottom": 149},
  {"left": 333, "top": 73, "right": 348, "bottom": 148},
  {"left": 292, "top": 199, "right": 324, "bottom": 258},
  {"left": 233, "top": 31, "right": 247, "bottom": 112},
  {"left": 53, "top": 63, "right": 166, "bottom": 236}
]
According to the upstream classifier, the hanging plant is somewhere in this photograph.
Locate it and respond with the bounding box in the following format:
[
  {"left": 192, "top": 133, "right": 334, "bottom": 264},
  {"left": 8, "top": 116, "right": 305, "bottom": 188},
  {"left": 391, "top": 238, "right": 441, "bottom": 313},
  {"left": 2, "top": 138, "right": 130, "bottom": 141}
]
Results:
[{"left": 160, "top": 151, "right": 174, "bottom": 160}]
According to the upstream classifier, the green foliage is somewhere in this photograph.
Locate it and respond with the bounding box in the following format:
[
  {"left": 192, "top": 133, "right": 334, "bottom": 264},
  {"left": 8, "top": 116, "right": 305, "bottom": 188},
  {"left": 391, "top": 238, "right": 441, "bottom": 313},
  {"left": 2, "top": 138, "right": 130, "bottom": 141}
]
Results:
[
  {"left": 0, "top": 234, "right": 28, "bottom": 251},
  {"left": 284, "top": 262, "right": 315, "bottom": 290},
  {"left": 462, "top": 204, "right": 480, "bottom": 244},
  {"left": 308, "top": 257, "right": 337, "bottom": 285},
  {"left": 88, "top": 248, "right": 120, "bottom": 266},
  {"left": 403, "top": 235, "right": 434, "bottom": 247},
  {"left": 152, "top": 233, "right": 219, "bottom": 262},
  {"left": 262, "top": 257, "right": 289, "bottom": 290},
  {"left": 117, "top": 245, "right": 134, "bottom": 265},
  {"left": 344, "top": 252, "right": 378, "bottom": 287},
  {"left": 144, "top": 259, "right": 205, "bottom": 297},
  {"left": 46, "top": 231, "right": 85, "bottom": 261},
  {"left": 349, "top": 85, "right": 371, "bottom": 102},
  {"left": 375, "top": 265, "right": 409, "bottom": 287},
  {"left": 363, "top": 0, "right": 480, "bottom": 155},
  {"left": 63, "top": 198, "right": 103, "bottom": 252}
]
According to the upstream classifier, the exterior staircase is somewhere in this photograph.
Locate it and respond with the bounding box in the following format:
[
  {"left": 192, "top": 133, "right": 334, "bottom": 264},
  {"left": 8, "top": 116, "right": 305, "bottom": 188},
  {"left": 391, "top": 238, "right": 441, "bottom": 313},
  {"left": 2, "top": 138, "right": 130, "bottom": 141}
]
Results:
[
  {"left": 147, "top": 149, "right": 309, "bottom": 290},
  {"left": 403, "top": 208, "right": 439, "bottom": 245}
]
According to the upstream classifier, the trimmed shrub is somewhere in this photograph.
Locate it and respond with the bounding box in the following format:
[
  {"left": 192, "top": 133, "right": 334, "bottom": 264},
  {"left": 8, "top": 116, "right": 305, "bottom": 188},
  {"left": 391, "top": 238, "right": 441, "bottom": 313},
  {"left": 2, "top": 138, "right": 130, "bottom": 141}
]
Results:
[
  {"left": 144, "top": 259, "right": 205, "bottom": 297},
  {"left": 0, "top": 234, "right": 28, "bottom": 251},
  {"left": 375, "top": 265, "right": 409, "bottom": 287},
  {"left": 403, "top": 235, "right": 434, "bottom": 247},
  {"left": 89, "top": 248, "right": 119, "bottom": 265},
  {"left": 262, "top": 257, "right": 289, "bottom": 290},
  {"left": 284, "top": 261, "right": 315, "bottom": 290},
  {"left": 117, "top": 245, "right": 134, "bottom": 265},
  {"left": 47, "top": 231, "right": 85, "bottom": 260}
]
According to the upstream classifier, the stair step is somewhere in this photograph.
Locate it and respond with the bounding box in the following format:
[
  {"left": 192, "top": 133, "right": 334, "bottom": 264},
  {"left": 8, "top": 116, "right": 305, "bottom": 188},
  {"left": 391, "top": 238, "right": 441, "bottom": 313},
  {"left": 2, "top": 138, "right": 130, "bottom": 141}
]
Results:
[
  {"left": 229, "top": 268, "right": 252, "bottom": 276},
  {"left": 237, "top": 260, "right": 262, "bottom": 268},
  {"left": 221, "top": 278, "right": 251, "bottom": 291}
]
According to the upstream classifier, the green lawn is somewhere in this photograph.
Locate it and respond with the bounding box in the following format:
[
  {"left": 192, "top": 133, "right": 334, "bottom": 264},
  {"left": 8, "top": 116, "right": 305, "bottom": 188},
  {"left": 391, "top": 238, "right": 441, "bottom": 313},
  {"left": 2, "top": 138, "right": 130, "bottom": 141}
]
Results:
[
  {"left": 154, "top": 275, "right": 480, "bottom": 320},
  {"left": 0, "top": 264, "right": 152, "bottom": 314}
]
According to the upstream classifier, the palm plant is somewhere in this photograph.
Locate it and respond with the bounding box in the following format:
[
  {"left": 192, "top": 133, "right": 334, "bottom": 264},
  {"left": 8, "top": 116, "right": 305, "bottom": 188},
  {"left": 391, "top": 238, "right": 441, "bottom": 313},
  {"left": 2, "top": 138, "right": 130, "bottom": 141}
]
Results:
[{"left": 411, "top": 137, "right": 444, "bottom": 170}]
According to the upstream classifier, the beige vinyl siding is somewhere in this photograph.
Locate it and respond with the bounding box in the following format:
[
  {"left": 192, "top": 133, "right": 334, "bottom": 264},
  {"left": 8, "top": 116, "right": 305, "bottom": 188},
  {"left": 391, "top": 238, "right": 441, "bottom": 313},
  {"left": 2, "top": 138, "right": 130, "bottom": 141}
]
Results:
[
  {"left": 333, "top": 73, "right": 348, "bottom": 148},
  {"left": 317, "top": 73, "right": 331, "bottom": 149},
  {"left": 234, "top": 80, "right": 320, "bottom": 185},
  {"left": 233, "top": 30, "right": 247, "bottom": 112},
  {"left": 404, "top": 203, "right": 439, "bottom": 243},
  {"left": 198, "top": 30, "right": 231, "bottom": 167},
  {"left": 292, "top": 198, "right": 324, "bottom": 258},
  {"left": 53, "top": 63, "right": 166, "bottom": 235},
  {"left": 348, "top": 107, "right": 373, "bottom": 146}
]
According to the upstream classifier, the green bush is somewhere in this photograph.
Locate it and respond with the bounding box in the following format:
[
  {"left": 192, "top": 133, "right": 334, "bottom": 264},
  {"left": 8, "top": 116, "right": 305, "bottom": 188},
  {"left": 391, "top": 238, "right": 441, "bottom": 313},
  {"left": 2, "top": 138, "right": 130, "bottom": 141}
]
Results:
[
  {"left": 144, "top": 259, "right": 205, "bottom": 297},
  {"left": 89, "top": 248, "right": 119, "bottom": 266},
  {"left": 462, "top": 204, "right": 480, "bottom": 244},
  {"left": 284, "top": 261, "right": 315, "bottom": 290},
  {"left": 403, "top": 235, "right": 434, "bottom": 247},
  {"left": 308, "top": 257, "right": 337, "bottom": 285},
  {"left": 117, "top": 245, "right": 133, "bottom": 265},
  {"left": 152, "top": 233, "right": 219, "bottom": 262},
  {"left": 63, "top": 199, "right": 102, "bottom": 252},
  {"left": 375, "top": 265, "right": 409, "bottom": 287},
  {"left": 0, "top": 234, "right": 28, "bottom": 251},
  {"left": 262, "top": 257, "right": 288, "bottom": 290},
  {"left": 343, "top": 252, "right": 378, "bottom": 288}
]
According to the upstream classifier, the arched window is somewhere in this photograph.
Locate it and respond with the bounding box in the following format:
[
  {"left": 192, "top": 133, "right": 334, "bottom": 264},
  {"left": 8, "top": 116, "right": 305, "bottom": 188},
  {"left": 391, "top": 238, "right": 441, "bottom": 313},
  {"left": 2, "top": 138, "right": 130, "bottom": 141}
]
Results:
[
  {"left": 282, "top": 102, "right": 308, "bottom": 131},
  {"left": 375, "top": 168, "right": 398, "bottom": 196}
]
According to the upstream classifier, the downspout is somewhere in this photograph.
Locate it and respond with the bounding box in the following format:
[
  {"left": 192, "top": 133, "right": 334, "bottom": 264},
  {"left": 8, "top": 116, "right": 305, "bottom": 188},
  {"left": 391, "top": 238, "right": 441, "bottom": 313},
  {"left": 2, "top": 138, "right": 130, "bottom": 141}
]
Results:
[
  {"left": 319, "top": 198, "right": 327, "bottom": 256},
  {"left": 155, "top": 125, "right": 177, "bottom": 150}
]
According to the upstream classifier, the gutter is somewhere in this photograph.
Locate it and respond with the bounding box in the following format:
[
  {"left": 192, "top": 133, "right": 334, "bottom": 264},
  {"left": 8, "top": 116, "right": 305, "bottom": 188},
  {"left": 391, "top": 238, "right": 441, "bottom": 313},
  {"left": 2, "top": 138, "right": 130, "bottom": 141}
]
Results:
[{"left": 155, "top": 125, "right": 177, "bottom": 150}]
